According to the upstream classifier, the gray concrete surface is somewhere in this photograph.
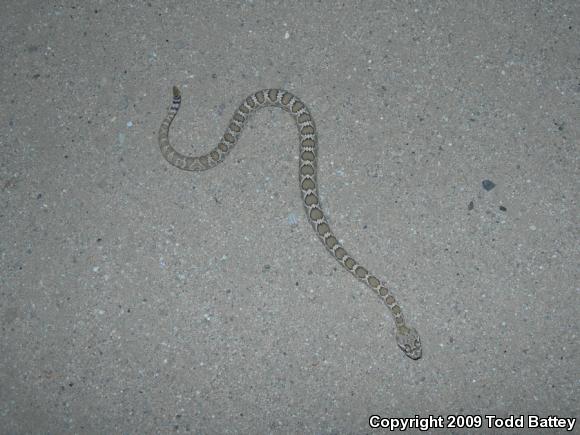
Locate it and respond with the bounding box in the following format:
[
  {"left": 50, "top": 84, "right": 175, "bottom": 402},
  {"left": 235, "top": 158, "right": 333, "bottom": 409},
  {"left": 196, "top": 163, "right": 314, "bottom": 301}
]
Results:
[{"left": 1, "top": 1, "right": 578, "bottom": 433}]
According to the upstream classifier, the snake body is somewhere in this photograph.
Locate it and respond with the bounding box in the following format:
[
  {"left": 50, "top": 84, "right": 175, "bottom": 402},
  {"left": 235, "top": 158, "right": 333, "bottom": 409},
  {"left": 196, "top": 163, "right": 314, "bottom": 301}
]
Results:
[{"left": 159, "top": 87, "right": 422, "bottom": 359}]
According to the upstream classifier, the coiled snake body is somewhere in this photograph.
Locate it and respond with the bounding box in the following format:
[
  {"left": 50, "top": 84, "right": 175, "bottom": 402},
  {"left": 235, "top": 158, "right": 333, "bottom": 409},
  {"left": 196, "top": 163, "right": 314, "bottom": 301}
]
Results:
[{"left": 159, "top": 87, "right": 422, "bottom": 359}]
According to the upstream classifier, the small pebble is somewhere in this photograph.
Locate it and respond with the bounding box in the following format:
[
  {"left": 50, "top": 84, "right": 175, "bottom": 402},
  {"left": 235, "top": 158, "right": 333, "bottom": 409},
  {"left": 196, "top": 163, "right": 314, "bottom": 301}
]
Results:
[
  {"left": 482, "top": 179, "right": 495, "bottom": 191},
  {"left": 287, "top": 213, "right": 299, "bottom": 226}
]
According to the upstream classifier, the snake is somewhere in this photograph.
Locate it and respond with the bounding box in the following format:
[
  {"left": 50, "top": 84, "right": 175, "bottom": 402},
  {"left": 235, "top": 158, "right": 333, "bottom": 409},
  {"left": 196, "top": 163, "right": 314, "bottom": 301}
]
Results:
[{"left": 158, "top": 86, "right": 422, "bottom": 360}]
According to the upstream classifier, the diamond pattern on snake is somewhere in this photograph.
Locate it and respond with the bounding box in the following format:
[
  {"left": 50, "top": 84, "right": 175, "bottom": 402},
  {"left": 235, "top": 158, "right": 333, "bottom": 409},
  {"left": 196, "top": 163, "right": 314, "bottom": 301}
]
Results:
[{"left": 158, "top": 86, "right": 422, "bottom": 360}]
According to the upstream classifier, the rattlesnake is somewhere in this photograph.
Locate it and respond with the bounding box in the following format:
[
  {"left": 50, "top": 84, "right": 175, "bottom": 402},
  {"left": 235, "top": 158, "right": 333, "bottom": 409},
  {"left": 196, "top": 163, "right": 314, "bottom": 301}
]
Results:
[{"left": 158, "top": 87, "right": 422, "bottom": 360}]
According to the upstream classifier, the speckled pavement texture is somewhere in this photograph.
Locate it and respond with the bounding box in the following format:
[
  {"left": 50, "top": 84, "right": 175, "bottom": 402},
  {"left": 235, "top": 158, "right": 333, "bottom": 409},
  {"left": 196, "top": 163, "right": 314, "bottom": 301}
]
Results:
[{"left": 1, "top": 1, "right": 578, "bottom": 433}]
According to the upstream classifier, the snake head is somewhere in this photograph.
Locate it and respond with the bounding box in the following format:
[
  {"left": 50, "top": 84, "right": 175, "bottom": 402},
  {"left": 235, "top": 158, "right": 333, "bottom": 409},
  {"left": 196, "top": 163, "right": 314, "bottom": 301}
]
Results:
[{"left": 395, "top": 325, "right": 422, "bottom": 360}]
